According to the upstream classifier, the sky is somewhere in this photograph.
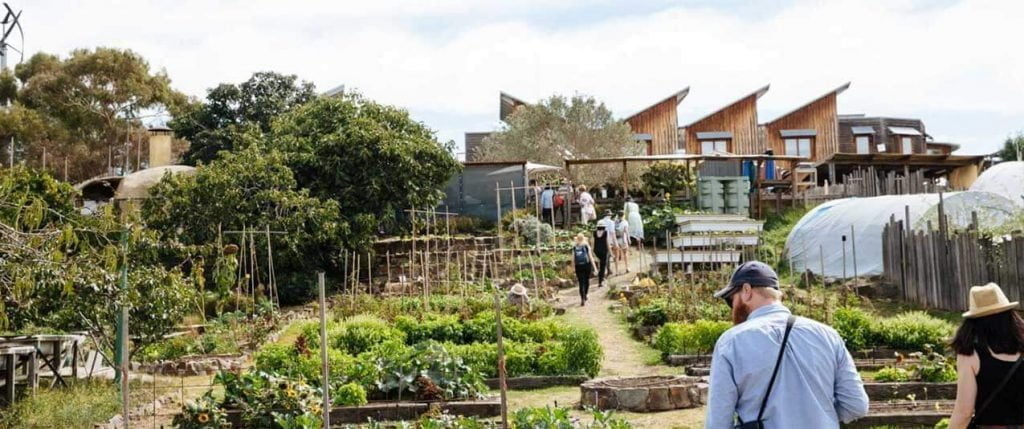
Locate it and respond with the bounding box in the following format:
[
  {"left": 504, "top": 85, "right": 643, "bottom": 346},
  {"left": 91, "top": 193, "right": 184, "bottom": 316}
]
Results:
[{"left": 11, "top": 0, "right": 1024, "bottom": 157}]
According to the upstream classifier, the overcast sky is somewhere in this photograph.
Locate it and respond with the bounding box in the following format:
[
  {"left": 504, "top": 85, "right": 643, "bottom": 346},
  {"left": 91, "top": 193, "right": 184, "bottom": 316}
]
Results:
[{"left": 13, "top": 0, "right": 1024, "bottom": 157}]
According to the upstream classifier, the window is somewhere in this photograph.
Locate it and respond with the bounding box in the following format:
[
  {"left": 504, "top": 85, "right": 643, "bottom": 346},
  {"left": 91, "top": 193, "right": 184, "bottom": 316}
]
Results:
[
  {"left": 700, "top": 139, "right": 729, "bottom": 154},
  {"left": 784, "top": 137, "right": 813, "bottom": 157},
  {"left": 855, "top": 136, "right": 871, "bottom": 154},
  {"left": 901, "top": 137, "right": 913, "bottom": 154}
]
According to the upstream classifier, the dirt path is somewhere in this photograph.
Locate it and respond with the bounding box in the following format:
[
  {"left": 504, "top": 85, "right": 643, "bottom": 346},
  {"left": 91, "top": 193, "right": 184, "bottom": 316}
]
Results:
[{"left": 508, "top": 249, "right": 706, "bottom": 429}]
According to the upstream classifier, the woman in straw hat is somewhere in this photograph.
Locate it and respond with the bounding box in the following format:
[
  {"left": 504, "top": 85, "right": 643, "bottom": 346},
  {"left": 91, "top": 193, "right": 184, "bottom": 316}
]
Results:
[
  {"left": 570, "top": 233, "right": 598, "bottom": 307},
  {"left": 948, "top": 283, "right": 1024, "bottom": 429}
]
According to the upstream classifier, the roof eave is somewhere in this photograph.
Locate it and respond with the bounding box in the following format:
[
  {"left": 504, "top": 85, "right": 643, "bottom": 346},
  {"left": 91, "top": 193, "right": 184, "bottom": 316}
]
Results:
[{"left": 684, "top": 84, "right": 770, "bottom": 128}]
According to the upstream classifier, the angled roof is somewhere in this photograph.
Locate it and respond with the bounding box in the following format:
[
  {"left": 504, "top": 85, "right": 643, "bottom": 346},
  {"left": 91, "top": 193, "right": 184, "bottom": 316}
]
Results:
[
  {"left": 623, "top": 87, "right": 690, "bottom": 122},
  {"left": 683, "top": 84, "right": 770, "bottom": 128},
  {"left": 499, "top": 92, "right": 530, "bottom": 121},
  {"left": 763, "top": 82, "right": 850, "bottom": 125}
]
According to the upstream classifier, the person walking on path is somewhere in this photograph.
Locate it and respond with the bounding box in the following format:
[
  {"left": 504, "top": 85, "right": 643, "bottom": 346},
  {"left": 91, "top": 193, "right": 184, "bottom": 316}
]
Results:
[
  {"left": 540, "top": 186, "right": 555, "bottom": 225},
  {"left": 624, "top": 196, "right": 644, "bottom": 244},
  {"left": 947, "top": 283, "right": 1024, "bottom": 429},
  {"left": 614, "top": 210, "right": 630, "bottom": 274},
  {"left": 598, "top": 210, "right": 617, "bottom": 275},
  {"left": 570, "top": 233, "right": 598, "bottom": 306},
  {"left": 705, "top": 261, "right": 868, "bottom": 429},
  {"left": 578, "top": 185, "right": 596, "bottom": 225},
  {"left": 592, "top": 224, "right": 612, "bottom": 288}
]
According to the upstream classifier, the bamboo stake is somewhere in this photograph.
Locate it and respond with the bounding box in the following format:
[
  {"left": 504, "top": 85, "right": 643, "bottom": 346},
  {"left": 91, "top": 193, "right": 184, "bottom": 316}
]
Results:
[
  {"left": 317, "top": 272, "right": 331, "bottom": 428},
  {"left": 493, "top": 283, "right": 509, "bottom": 428}
]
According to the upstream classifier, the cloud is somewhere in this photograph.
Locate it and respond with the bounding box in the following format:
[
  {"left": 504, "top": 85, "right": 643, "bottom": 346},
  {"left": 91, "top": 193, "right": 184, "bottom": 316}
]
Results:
[{"left": 12, "top": 0, "right": 1024, "bottom": 153}]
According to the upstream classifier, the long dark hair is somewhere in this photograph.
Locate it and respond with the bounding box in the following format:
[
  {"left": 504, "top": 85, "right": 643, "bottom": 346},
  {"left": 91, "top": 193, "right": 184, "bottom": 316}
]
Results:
[{"left": 950, "top": 310, "right": 1024, "bottom": 355}]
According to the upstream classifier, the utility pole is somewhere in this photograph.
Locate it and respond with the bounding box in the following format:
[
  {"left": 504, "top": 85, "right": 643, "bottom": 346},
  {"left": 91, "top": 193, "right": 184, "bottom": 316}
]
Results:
[{"left": 1, "top": 3, "right": 23, "bottom": 168}]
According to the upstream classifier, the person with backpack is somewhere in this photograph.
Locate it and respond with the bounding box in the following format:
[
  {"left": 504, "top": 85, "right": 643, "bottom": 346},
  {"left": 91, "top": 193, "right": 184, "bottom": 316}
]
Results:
[
  {"left": 570, "top": 233, "right": 598, "bottom": 306},
  {"left": 947, "top": 283, "right": 1024, "bottom": 429},
  {"left": 705, "top": 261, "right": 868, "bottom": 429}
]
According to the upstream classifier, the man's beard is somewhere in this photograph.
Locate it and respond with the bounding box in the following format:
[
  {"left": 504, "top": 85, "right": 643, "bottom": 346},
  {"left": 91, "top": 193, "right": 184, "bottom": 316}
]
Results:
[{"left": 732, "top": 301, "right": 752, "bottom": 325}]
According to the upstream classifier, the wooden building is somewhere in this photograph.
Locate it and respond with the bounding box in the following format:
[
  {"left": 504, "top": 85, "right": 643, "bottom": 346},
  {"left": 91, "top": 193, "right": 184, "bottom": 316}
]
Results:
[
  {"left": 761, "top": 83, "right": 848, "bottom": 162},
  {"left": 679, "top": 85, "right": 769, "bottom": 155},
  {"left": 837, "top": 115, "right": 928, "bottom": 155},
  {"left": 623, "top": 88, "right": 689, "bottom": 155}
]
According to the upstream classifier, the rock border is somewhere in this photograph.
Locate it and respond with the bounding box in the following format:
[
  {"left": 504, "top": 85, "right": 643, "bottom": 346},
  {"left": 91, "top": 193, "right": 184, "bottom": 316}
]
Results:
[{"left": 580, "top": 376, "right": 707, "bottom": 413}]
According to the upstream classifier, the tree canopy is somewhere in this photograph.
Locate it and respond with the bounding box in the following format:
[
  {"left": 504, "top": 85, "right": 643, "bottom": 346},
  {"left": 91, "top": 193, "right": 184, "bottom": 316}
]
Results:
[
  {"left": 268, "top": 94, "right": 462, "bottom": 237},
  {"left": 474, "top": 94, "right": 641, "bottom": 184},
  {"left": 997, "top": 132, "right": 1023, "bottom": 161},
  {"left": 2, "top": 48, "right": 185, "bottom": 181},
  {"left": 172, "top": 71, "right": 317, "bottom": 165}
]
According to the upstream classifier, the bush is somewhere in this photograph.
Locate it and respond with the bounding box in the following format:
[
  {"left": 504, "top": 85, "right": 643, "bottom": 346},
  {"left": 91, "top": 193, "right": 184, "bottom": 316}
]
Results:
[
  {"left": 536, "top": 341, "right": 568, "bottom": 376},
  {"left": 873, "top": 312, "right": 954, "bottom": 351},
  {"left": 510, "top": 216, "right": 553, "bottom": 245},
  {"left": 396, "top": 314, "right": 464, "bottom": 344},
  {"left": 874, "top": 366, "right": 912, "bottom": 382},
  {"left": 449, "top": 342, "right": 498, "bottom": 378},
  {"left": 333, "top": 315, "right": 406, "bottom": 355},
  {"left": 504, "top": 342, "right": 540, "bottom": 377},
  {"left": 652, "top": 320, "right": 730, "bottom": 356},
  {"left": 560, "top": 327, "right": 603, "bottom": 377},
  {"left": 332, "top": 382, "right": 368, "bottom": 407},
  {"left": 833, "top": 307, "right": 875, "bottom": 351},
  {"left": 254, "top": 343, "right": 298, "bottom": 375},
  {"left": 629, "top": 303, "right": 668, "bottom": 328}
]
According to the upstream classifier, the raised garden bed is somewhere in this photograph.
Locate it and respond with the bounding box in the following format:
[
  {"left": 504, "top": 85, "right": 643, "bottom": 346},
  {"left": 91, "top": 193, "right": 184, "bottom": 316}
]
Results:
[
  {"left": 580, "top": 376, "right": 706, "bottom": 412},
  {"left": 664, "top": 354, "right": 713, "bottom": 367},
  {"left": 863, "top": 382, "right": 956, "bottom": 401},
  {"left": 137, "top": 354, "right": 246, "bottom": 376},
  {"left": 845, "top": 400, "right": 953, "bottom": 428},
  {"left": 484, "top": 375, "right": 589, "bottom": 390},
  {"left": 224, "top": 398, "right": 501, "bottom": 426}
]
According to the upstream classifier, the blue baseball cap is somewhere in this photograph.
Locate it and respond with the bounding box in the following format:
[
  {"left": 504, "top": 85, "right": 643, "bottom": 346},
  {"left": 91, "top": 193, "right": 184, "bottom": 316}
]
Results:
[{"left": 713, "top": 261, "right": 780, "bottom": 300}]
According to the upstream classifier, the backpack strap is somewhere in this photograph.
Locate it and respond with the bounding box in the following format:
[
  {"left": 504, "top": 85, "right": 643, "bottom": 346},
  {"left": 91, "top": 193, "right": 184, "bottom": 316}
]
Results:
[
  {"left": 973, "top": 353, "right": 1023, "bottom": 422},
  {"left": 757, "top": 315, "right": 796, "bottom": 422}
]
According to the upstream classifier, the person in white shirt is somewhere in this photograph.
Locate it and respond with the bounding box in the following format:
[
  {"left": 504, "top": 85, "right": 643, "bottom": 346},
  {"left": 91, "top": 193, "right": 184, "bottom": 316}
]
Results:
[
  {"left": 624, "top": 196, "right": 644, "bottom": 245},
  {"left": 614, "top": 210, "right": 630, "bottom": 273},
  {"left": 540, "top": 186, "right": 554, "bottom": 225},
  {"left": 578, "top": 185, "right": 596, "bottom": 225}
]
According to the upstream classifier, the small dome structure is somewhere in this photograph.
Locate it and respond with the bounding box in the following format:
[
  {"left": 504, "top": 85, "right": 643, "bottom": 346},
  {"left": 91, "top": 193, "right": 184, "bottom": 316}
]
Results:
[
  {"left": 114, "top": 165, "right": 196, "bottom": 200},
  {"left": 970, "top": 161, "right": 1024, "bottom": 206}
]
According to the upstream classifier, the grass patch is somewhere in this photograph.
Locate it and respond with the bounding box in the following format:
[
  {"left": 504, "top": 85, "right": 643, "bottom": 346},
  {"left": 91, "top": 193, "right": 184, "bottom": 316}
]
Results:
[{"left": 0, "top": 380, "right": 119, "bottom": 429}]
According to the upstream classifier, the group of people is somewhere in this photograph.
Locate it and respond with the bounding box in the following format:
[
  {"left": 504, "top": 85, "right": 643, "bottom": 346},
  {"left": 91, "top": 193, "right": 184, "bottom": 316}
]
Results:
[
  {"left": 570, "top": 197, "right": 645, "bottom": 307},
  {"left": 567, "top": 247, "right": 1023, "bottom": 428}
]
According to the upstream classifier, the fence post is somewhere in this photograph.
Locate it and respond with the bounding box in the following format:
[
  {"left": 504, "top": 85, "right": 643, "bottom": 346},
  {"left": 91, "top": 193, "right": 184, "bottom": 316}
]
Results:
[{"left": 318, "top": 272, "right": 331, "bottom": 428}]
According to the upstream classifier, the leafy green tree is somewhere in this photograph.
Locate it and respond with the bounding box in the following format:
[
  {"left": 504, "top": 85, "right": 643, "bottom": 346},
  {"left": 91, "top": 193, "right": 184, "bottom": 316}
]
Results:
[
  {"left": 268, "top": 93, "right": 461, "bottom": 238},
  {"left": 172, "top": 71, "right": 317, "bottom": 165},
  {"left": 10, "top": 48, "right": 185, "bottom": 181},
  {"left": 474, "top": 94, "right": 641, "bottom": 184},
  {"left": 641, "top": 162, "right": 696, "bottom": 197},
  {"left": 997, "top": 132, "right": 1024, "bottom": 161},
  {"left": 141, "top": 145, "right": 345, "bottom": 294}
]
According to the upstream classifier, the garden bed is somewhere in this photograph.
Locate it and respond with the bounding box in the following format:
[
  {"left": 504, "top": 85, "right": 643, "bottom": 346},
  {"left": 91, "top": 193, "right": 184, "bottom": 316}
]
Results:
[
  {"left": 863, "top": 382, "right": 956, "bottom": 401},
  {"left": 664, "top": 354, "right": 713, "bottom": 367},
  {"left": 579, "top": 376, "right": 707, "bottom": 412},
  {"left": 845, "top": 400, "right": 953, "bottom": 428},
  {"left": 484, "top": 375, "right": 589, "bottom": 390},
  {"left": 223, "top": 398, "right": 502, "bottom": 426}
]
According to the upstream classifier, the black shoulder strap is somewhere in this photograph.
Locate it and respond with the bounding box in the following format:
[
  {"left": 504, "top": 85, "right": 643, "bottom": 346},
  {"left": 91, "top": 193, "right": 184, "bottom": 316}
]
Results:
[
  {"left": 975, "top": 354, "right": 1023, "bottom": 419},
  {"left": 758, "top": 315, "right": 796, "bottom": 422}
]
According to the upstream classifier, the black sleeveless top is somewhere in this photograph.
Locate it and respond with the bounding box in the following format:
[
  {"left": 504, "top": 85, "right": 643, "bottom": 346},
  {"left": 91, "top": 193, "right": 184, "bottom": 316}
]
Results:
[
  {"left": 592, "top": 230, "right": 609, "bottom": 256},
  {"left": 974, "top": 347, "right": 1024, "bottom": 425}
]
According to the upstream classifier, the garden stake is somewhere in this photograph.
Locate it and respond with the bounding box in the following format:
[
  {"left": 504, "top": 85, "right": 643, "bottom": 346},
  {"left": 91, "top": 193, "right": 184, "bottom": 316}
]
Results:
[
  {"left": 317, "top": 272, "right": 331, "bottom": 428},
  {"left": 386, "top": 250, "right": 392, "bottom": 286},
  {"left": 367, "top": 252, "right": 373, "bottom": 294},
  {"left": 496, "top": 184, "right": 503, "bottom": 261},
  {"left": 850, "top": 224, "right": 859, "bottom": 295},
  {"left": 492, "top": 282, "right": 509, "bottom": 428}
]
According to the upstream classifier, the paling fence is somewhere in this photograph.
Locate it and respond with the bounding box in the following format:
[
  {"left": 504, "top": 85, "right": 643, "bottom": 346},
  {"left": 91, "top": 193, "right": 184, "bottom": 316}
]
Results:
[{"left": 882, "top": 210, "right": 1024, "bottom": 311}]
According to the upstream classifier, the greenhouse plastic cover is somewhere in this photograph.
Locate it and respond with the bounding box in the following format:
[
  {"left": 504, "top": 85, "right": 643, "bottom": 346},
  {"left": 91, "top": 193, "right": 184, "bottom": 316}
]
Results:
[
  {"left": 785, "top": 191, "right": 1020, "bottom": 278},
  {"left": 970, "top": 161, "right": 1024, "bottom": 207}
]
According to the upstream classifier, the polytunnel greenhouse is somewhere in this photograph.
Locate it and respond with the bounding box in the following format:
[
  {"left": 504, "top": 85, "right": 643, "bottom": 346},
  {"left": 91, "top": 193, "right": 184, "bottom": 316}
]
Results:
[
  {"left": 785, "top": 190, "right": 1020, "bottom": 278},
  {"left": 969, "top": 160, "right": 1024, "bottom": 206}
]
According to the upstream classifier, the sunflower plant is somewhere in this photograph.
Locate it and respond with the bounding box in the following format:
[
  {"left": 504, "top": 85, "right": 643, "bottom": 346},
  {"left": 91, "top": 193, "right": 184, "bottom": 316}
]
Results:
[{"left": 172, "top": 392, "right": 229, "bottom": 429}]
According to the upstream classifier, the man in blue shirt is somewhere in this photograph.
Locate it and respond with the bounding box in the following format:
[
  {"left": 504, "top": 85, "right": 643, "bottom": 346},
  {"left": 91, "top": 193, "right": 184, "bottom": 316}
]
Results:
[
  {"left": 705, "top": 261, "right": 869, "bottom": 429},
  {"left": 540, "top": 186, "right": 555, "bottom": 225}
]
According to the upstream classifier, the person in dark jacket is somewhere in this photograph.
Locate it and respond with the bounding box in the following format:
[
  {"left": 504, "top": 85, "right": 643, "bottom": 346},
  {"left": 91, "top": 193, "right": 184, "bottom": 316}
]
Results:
[
  {"left": 570, "top": 233, "right": 598, "bottom": 306},
  {"left": 593, "top": 224, "right": 611, "bottom": 287},
  {"left": 948, "top": 283, "right": 1024, "bottom": 429}
]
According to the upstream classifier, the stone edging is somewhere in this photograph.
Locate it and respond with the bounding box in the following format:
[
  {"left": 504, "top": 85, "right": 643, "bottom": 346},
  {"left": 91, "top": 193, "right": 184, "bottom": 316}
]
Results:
[
  {"left": 580, "top": 376, "right": 707, "bottom": 413},
  {"left": 863, "top": 382, "right": 956, "bottom": 400}
]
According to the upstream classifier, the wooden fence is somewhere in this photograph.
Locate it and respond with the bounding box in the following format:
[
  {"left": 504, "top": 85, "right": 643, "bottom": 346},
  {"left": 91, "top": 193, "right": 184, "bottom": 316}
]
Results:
[{"left": 882, "top": 204, "right": 1024, "bottom": 311}]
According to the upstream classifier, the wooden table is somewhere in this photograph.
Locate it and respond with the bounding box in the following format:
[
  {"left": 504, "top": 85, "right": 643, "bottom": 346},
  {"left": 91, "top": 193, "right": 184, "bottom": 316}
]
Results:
[
  {"left": 0, "top": 334, "right": 84, "bottom": 388},
  {"left": 1, "top": 345, "right": 36, "bottom": 407}
]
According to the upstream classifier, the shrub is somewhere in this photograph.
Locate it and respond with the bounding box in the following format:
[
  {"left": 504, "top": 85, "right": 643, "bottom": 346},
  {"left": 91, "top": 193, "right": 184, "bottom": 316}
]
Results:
[
  {"left": 520, "top": 318, "right": 566, "bottom": 343},
  {"left": 652, "top": 320, "right": 730, "bottom": 356},
  {"left": 536, "top": 341, "right": 568, "bottom": 376},
  {"left": 503, "top": 342, "right": 540, "bottom": 377},
  {"left": 873, "top": 312, "right": 954, "bottom": 351},
  {"left": 832, "top": 307, "right": 875, "bottom": 351},
  {"left": 397, "top": 314, "right": 464, "bottom": 344},
  {"left": 332, "top": 382, "right": 368, "bottom": 407},
  {"left": 334, "top": 315, "right": 406, "bottom": 355},
  {"left": 560, "top": 327, "right": 603, "bottom": 377},
  {"left": 510, "top": 216, "right": 553, "bottom": 245},
  {"left": 254, "top": 343, "right": 298, "bottom": 375},
  {"left": 449, "top": 342, "right": 498, "bottom": 378},
  {"left": 629, "top": 303, "right": 668, "bottom": 328},
  {"left": 874, "top": 366, "right": 912, "bottom": 382}
]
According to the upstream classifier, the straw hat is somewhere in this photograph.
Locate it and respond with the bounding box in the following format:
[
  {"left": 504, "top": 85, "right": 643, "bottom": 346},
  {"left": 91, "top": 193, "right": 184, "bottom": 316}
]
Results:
[
  {"left": 509, "top": 283, "right": 528, "bottom": 297},
  {"left": 963, "top": 283, "right": 1019, "bottom": 318}
]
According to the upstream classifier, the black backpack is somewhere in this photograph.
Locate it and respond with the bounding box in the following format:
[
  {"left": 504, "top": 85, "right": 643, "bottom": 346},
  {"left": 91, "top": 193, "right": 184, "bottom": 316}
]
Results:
[{"left": 573, "top": 245, "right": 590, "bottom": 266}]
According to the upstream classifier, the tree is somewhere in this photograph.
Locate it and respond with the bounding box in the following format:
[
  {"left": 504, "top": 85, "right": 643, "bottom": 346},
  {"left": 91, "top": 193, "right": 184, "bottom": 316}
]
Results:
[
  {"left": 268, "top": 93, "right": 461, "bottom": 240},
  {"left": 8, "top": 48, "right": 185, "bottom": 181},
  {"left": 474, "top": 94, "right": 642, "bottom": 184},
  {"left": 172, "top": 71, "right": 317, "bottom": 165},
  {"left": 997, "top": 132, "right": 1024, "bottom": 161},
  {"left": 141, "top": 144, "right": 345, "bottom": 303}
]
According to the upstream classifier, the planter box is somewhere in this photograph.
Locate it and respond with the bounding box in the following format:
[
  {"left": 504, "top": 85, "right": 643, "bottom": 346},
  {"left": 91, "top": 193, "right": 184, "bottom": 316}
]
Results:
[
  {"left": 864, "top": 382, "right": 956, "bottom": 401},
  {"left": 844, "top": 400, "right": 953, "bottom": 428},
  {"left": 580, "top": 376, "right": 706, "bottom": 412},
  {"left": 654, "top": 250, "right": 741, "bottom": 264},
  {"left": 673, "top": 235, "right": 760, "bottom": 248},
  {"left": 676, "top": 220, "right": 762, "bottom": 234},
  {"left": 484, "top": 375, "right": 588, "bottom": 390},
  {"left": 224, "top": 398, "right": 501, "bottom": 426}
]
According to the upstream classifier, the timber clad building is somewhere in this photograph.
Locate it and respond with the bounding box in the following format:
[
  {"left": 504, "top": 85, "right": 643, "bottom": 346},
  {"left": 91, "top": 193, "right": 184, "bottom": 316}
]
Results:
[{"left": 679, "top": 85, "right": 768, "bottom": 156}]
